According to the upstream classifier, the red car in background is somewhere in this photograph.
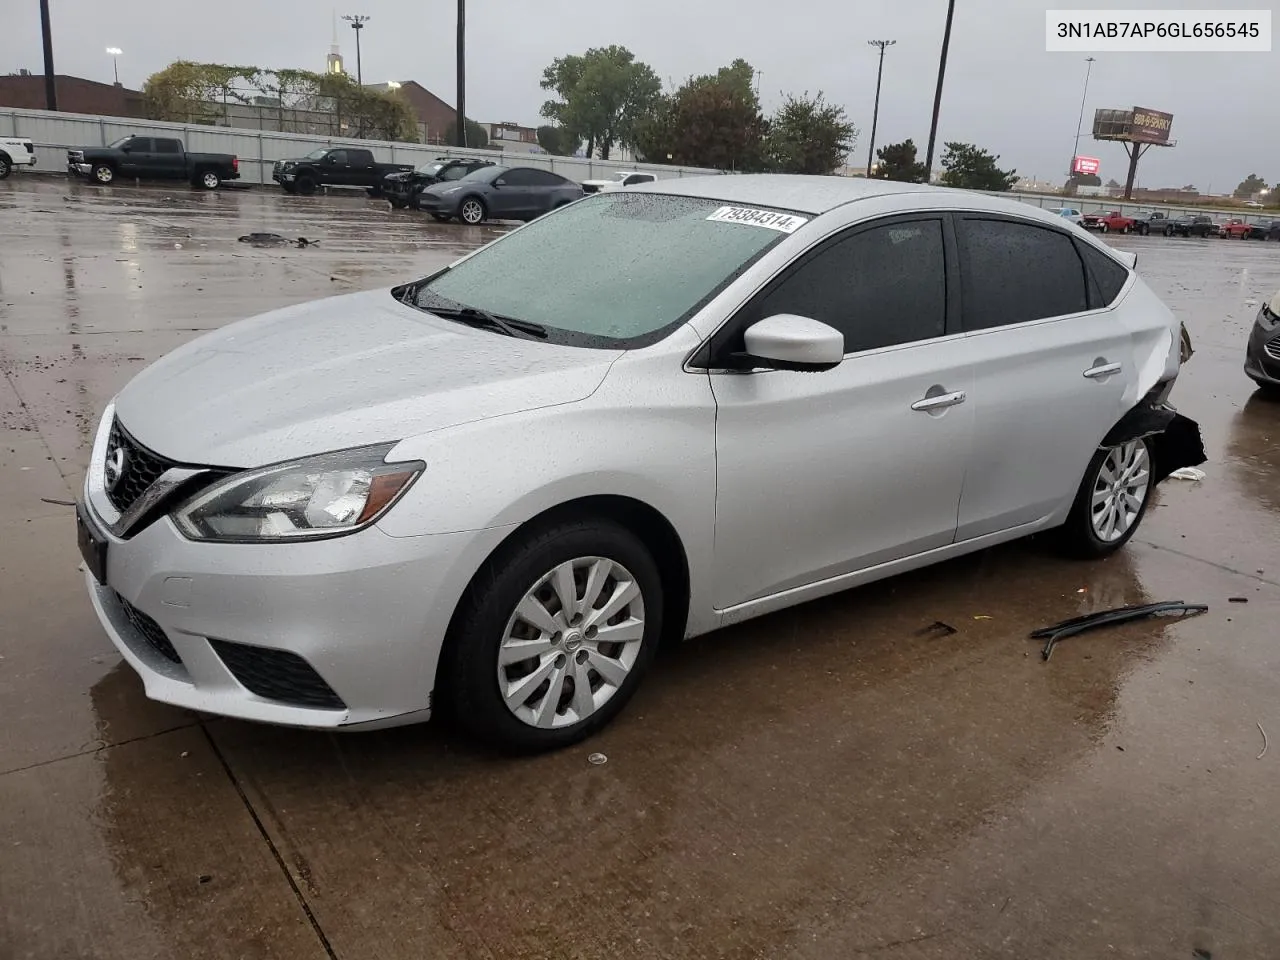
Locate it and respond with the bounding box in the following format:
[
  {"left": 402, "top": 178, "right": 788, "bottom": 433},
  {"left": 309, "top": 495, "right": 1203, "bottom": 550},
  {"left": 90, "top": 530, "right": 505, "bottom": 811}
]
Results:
[
  {"left": 1081, "top": 210, "right": 1137, "bottom": 234},
  {"left": 1221, "top": 218, "right": 1267, "bottom": 240}
]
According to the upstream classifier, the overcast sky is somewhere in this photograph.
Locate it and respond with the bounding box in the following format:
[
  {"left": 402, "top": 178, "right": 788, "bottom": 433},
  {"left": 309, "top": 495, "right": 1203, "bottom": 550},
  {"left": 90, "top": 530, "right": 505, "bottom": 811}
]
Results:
[{"left": 3, "top": 0, "right": 1274, "bottom": 190}]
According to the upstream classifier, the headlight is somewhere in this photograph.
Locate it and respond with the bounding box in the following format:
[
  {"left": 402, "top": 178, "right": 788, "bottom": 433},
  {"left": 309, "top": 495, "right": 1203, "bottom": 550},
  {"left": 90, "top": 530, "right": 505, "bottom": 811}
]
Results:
[{"left": 173, "top": 444, "right": 422, "bottom": 543}]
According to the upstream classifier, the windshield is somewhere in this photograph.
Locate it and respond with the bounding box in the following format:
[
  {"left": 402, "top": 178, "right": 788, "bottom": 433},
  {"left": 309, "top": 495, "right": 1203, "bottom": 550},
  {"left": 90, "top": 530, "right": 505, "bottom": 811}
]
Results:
[
  {"left": 418, "top": 162, "right": 446, "bottom": 175},
  {"left": 460, "top": 166, "right": 503, "bottom": 183},
  {"left": 411, "top": 193, "right": 796, "bottom": 347},
  {"left": 438, "top": 165, "right": 473, "bottom": 181},
  {"left": 304, "top": 148, "right": 330, "bottom": 160}
]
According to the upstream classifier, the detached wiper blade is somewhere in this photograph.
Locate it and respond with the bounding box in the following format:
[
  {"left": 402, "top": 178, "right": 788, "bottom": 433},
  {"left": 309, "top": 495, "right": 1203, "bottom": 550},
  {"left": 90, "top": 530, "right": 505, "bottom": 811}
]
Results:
[{"left": 428, "top": 305, "right": 548, "bottom": 340}]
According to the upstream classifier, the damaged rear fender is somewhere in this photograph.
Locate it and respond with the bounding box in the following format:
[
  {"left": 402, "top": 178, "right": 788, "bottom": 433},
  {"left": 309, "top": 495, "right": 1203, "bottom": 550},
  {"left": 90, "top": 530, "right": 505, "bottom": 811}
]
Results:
[{"left": 1102, "top": 394, "right": 1206, "bottom": 485}]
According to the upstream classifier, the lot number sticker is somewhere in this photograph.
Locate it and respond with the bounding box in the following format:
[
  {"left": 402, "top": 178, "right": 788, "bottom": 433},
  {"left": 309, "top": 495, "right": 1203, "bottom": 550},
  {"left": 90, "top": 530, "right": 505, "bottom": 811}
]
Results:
[{"left": 706, "top": 206, "right": 808, "bottom": 233}]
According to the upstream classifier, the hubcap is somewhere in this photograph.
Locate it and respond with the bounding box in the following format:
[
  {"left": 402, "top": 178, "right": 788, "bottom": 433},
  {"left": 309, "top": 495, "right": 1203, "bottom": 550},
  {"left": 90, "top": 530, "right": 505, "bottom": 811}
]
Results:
[
  {"left": 462, "top": 200, "right": 482, "bottom": 223},
  {"left": 1090, "top": 440, "right": 1150, "bottom": 542},
  {"left": 203, "top": 173, "right": 218, "bottom": 187},
  {"left": 96, "top": 167, "right": 112, "bottom": 182},
  {"left": 497, "top": 556, "right": 645, "bottom": 729}
]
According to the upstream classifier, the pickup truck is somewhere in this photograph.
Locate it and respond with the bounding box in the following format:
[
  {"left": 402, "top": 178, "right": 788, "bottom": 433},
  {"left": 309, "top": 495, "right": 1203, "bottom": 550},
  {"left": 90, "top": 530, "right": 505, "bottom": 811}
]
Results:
[
  {"left": 1163, "top": 214, "right": 1218, "bottom": 238},
  {"left": 0, "top": 137, "right": 37, "bottom": 179},
  {"left": 67, "top": 136, "right": 239, "bottom": 189},
  {"left": 1081, "top": 210, "right": 1136, "bottom": 234},
  {"left": 272, "top": 147, "right": 413, "bottom": 196},
  {"left": 1220, "top": 218, "right": 1267, "bottom": 240},
  {"left": 581, "top": 171, "right": 658, "bottom": 194},
  {"left": 1131, "top": 211, "right": 1171, "bottom": 236}
]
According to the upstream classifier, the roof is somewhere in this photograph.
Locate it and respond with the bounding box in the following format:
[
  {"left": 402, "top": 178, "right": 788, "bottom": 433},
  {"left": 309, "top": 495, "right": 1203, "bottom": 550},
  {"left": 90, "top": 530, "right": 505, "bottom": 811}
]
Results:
[{"left": 631, "top": 173, "right": 1035, "bottom": 218}]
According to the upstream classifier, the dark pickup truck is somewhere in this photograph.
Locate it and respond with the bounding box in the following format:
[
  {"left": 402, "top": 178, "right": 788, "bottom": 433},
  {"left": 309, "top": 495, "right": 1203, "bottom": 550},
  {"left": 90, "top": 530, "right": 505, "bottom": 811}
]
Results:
[
  {"left": 67, "top": 136, "right": 240, "bottom": 189},
  {"left": 272, "top": 147, "right": 412, "bottom": 195},
  {"left": 1163, "top": 214, "right": 1219, "bottom": 238},
  {"left": 1132, "top": 211, "right": 1171, "bottom": 236}
]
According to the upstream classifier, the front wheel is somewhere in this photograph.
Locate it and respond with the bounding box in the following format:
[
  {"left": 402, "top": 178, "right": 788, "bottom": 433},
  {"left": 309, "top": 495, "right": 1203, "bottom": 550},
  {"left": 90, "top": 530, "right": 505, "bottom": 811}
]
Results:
[
  {"left": 1121, "top": 225, "right": 1131, "bottom": 234},
  {"left": 1099, "top": 223, "right": 1109, "bottom": 234},
  {"left": 91, "top": 162, "right": 115, "bottom": 185},
  {"left": 388, "top": 198, "right": 406, "bottom": 209},
  {"left": 1056, "top": 438, "right": 1153, "bottom": 559},
  {"left": 1164, "top": 227, "right": 1174, "bottom": 237},
  {"left": 459, "top": 197, "right": 487, "bottom": 225},
  {"left": 294, "top": 176, "right": 316, "bottom": 196},
  {"left": 443, "top": 519, "right": 663, "bottom": 752},
  {"left": 1139, "top": 225, "right": 1149, "bottom": 236}
]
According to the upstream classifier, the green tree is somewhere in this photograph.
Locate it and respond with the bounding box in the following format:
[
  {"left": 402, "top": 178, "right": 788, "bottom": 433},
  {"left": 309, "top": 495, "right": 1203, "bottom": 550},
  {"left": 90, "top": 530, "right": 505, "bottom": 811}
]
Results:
[
  {"left": 444, "top": 118, "right": 489, "bottom": 149},
  {"left": 536, "top": 124, "right": 576, "bottom": 155},
  {"left": 873, "top": 139, "right": 926, "bottom": 182},
  {"left": 764, "top": 92, "right": 857, "bottom": 175},
  {"left": 635, "top": 59, "right": 766, "bottom": 170},
  {"left": 540, "top": 46, "right": 662, "bottom": 159},
  {"left": 939, "top": 142, "right": 1018, "bottom": 191},
  {"left": 1234, "top": 173, "right": 1267, "bottom": 198},
  {"left": 142, "top": 60, "right": 259, "bottom": 123}
]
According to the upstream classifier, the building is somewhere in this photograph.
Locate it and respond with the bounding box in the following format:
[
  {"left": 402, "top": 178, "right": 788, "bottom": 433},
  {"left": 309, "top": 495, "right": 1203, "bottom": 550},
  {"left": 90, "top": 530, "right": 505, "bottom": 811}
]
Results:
[
  {"left": 366, "top": 81, "right": 456, "bottom": 144},
  {"left": 326, "top": 17, "right": 345, "bottom": 76},
  {"left": 485, "top": 121, "right": 541, "bottom": 153},
  {"left": 0, "top": 72, "right": 145, "bottom": 118}
]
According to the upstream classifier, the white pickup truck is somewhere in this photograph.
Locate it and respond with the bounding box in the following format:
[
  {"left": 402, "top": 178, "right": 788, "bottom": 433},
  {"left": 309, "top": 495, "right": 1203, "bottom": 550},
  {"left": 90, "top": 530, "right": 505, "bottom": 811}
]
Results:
[
  {"left": 0, "top": 137, "right": 38, "bottom": 179},
  {"left": 581, "top": 170, "right": 656, "bottom": 194}
]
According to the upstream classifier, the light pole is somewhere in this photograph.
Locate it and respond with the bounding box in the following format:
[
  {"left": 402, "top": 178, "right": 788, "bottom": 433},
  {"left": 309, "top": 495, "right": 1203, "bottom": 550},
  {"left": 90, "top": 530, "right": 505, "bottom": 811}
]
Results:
[
  {"left": 342, "top": 15, "right": 369, "bottom": 86},
  {"left": 39, "top": 0, "right": 57, "bottom": 110},
  {"left": 923, "top": 0, "right": 957, "bottom": 183},
  {"left": 456, "top": 0, "right": 467, "bottom": 147},
  {"left": 865, "top": 39, "right": 896, "bottom": 177},
  {"left": 106, "top": 47, "right": 122, "bottom": 85},
  {"left": 1069, "top": 57, "right": 1096, "bottom": 177}
]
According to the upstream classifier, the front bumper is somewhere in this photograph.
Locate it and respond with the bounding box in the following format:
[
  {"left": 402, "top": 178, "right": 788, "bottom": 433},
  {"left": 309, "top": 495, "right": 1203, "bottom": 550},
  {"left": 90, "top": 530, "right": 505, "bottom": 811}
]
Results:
[
  {"left": 78, "top": 414, "right": 514, "bottom": 729},
  {"left": 1245, "top": 317, "right": 1280, "bottom": 386},
  {"left": 69, "top": 162, "right": 91, "bottom": 176},
  {"left": 414, "top": 193, "right": 460, "bottom": 215}
]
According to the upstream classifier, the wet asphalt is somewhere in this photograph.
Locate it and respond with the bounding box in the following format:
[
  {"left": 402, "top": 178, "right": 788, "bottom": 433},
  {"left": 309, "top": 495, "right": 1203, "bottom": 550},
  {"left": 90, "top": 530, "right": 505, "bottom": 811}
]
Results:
[{"left": 2, "top": 175, "right": 1279, "bottom": 960}]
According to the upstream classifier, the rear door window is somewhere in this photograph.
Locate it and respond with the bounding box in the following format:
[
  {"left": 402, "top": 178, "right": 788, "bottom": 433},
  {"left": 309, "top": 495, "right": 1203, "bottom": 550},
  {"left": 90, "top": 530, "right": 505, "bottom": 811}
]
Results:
[
  {"left": 501, "top": 169, "right": 540, "bottom": 186},
  {"left": 751, "top": 218, "right": 948, "bottom": 354},
  {"left": 957, "top": 218, "right": 1088, "bottom": 329},
  {"left": 154, "top": 139, "right": 182, "bottom": 154}
]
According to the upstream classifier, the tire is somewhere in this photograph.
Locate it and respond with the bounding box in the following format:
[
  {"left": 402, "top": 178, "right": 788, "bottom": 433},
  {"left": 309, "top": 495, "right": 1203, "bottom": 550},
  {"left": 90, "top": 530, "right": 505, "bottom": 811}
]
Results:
[
  {"left": 91, "top": 162, "right": 115, "bottom": 185},
  {"left": 1122, "top": 225, "right": 1131, "bottom": 234},
  {"left": 281, "top": 183, "right": 296, "bottom": 194},
  {"left": 0, "top": 153, "right": 11, "bottom": 180},
  {"left": 431, "top": 213, "right": 451, "bottom": 223},
  {"left": 388, "top": 198, "right": 406, "bottom": 209},
  {"left": 1164, "top": 226, "right": 1174, "bottom": 237},
  {"left": 443, "top": 518, "right": 663, "bottom": 752},
  {"left": 1099, "top": 223, "right": 1109, "bottom": 234},
  {"left": 1139, "top": 225, "right": 1149, "bottom": 236},
  {"left": 196, "top": 169, "right": 220, "bottom": 190},
  {"left": 1056, "top": 437, "right": 1154, "bottom": 559},
  {"left": 294, "top": 175, "right": 316, "bottom": 196},
  {"left": 459, "top": 196, "right": 487, "bottom": 225}
]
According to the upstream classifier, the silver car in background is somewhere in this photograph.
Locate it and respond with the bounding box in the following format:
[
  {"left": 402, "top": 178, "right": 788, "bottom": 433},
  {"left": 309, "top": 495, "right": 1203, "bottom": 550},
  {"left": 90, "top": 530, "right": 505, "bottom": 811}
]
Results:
[{"left": 77, "top": 175, "right": 1204, "bottom": 751}]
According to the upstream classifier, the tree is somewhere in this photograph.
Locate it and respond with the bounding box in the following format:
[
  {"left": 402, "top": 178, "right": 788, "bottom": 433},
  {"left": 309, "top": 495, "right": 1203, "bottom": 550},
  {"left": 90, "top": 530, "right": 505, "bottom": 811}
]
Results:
[
  {"left": 536, "top": 124, "right": 576, "bottom": 155},
  {"left": 634, "top": 59, "right": 766, "bottom": 170},
  {"left": 939, "top": 142, "right": 1018, "bottom": 191},
  {"left": 764, "top": 92, "right": 857, "bottom": 175},
  {"left": 444, "top": 118, "right": 488, "bottom": 149},
  {"left": 540, "top": 46, "right": 662, "bottom": 159},
  {"left": 142, "top": 60, "right": 259, "bottom": 123},
  {"left": 1234, "top": 173, "right": 1267, "bottom": 198},
  {"left": 873, "top": 139, "right": 926, "bottom": 182}
]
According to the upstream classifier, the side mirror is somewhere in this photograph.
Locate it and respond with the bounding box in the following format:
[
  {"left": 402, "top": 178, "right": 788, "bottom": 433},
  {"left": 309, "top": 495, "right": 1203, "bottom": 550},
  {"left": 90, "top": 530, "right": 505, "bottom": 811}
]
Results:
[
  {"left": 325, "top": 155, "right": 338, "bottom": 164},
  {"left": 120, "top": 143, "right": 132, "bottom": 153},
  {"left": 492, "top": 179, "right": 505, "bottom": 187},
  {"left": 734, "top": 314, "right": 844, "bottom": 372}
]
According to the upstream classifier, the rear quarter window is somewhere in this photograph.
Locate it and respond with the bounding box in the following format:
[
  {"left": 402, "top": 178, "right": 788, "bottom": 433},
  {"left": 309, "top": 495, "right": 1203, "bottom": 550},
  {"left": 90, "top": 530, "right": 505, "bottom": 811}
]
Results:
[{"left": 1076, "top": 242, "right": 1131, "bottom": 306}]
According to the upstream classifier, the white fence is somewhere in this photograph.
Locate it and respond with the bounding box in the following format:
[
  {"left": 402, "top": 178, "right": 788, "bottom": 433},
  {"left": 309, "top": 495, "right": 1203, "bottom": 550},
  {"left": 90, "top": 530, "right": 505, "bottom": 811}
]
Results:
[
  {"left": 1000, "top": 190, "right": 1277, "bottom": 226},
  {"left": 0, "top": 107, "right": 724, "bottom": 186}
]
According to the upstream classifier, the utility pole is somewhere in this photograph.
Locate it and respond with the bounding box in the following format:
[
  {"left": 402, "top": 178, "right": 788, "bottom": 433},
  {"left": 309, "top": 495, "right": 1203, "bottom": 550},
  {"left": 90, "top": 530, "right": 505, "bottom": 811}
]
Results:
[
  {"left": 1069, "top": 56, "right": 1096, "bottom": 177},
  {"left": 343, "top": 15, "right": 369, "bottom": 86},
  {"left": 923, "top": 0, "right": 957, "bottom": 183},
  {"left": 456, "top": 0, "right": 467, "bottom": 147},
  {"left": 39, "top": 0, "right": 57, "bottom": 110},
  {"left": 865, "top": 40, "right": 896, "bottom": 178},
  {"left": 106, "top": 47, "right": 122, "bottom": 86}
]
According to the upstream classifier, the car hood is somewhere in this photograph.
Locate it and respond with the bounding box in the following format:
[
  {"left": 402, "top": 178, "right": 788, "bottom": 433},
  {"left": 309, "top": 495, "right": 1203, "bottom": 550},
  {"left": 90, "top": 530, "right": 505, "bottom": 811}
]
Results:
[
  {"left": 421, "top": 181, "right": 476, "bottom": 197},
  {"left": 113, "top": 290, "right": 621, "bottom": 468}
]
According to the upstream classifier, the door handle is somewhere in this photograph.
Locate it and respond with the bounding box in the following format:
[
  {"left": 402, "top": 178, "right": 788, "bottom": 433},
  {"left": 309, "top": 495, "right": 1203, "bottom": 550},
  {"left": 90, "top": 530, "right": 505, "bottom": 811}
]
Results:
[
  {"left": 1083, "top": 361, "right": 1122, "bottom": 379},
  {"left": 911, "top": 390, "right": 967, "bottom": 412}
]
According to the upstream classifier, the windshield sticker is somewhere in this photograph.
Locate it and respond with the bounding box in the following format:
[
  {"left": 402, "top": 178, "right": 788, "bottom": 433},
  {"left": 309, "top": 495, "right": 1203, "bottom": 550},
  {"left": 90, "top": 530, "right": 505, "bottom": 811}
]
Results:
[{"left": 705, "top": 206, "right": 808, "bottom": 233}]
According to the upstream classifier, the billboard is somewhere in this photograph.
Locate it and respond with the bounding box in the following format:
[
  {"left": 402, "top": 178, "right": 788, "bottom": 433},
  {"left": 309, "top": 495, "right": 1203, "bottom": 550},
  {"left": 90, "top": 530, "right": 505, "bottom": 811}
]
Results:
[
  {"left": 1073, "top": 155, "right": 1101, "bottom": 176},
  {"left": 1129, "top": 107, "right": 1173, "bottom": 144}
]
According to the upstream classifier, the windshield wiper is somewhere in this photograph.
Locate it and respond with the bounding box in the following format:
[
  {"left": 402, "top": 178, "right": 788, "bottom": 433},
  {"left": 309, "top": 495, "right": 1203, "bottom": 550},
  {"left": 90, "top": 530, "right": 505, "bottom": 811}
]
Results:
[{"left": 427, "top": 304, "right": 548, "bottom": 340}]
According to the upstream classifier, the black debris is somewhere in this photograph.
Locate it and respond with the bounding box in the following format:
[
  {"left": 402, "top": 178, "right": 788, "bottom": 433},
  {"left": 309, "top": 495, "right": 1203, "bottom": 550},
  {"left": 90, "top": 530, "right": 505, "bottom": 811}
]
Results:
[{"left": 1032, "top": 601, "right": 1209, "bottom": 661}]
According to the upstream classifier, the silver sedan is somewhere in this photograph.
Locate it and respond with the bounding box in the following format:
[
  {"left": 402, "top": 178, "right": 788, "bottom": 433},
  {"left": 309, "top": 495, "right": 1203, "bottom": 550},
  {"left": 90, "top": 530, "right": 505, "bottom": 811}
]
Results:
[{"left": 77, "top": 175, "right": 1204, "bottom": 751}]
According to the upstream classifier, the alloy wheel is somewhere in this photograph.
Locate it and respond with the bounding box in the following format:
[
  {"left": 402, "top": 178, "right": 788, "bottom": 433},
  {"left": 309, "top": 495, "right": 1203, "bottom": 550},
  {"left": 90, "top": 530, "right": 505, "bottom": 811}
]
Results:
[
  {"left": 497, "top": 556, "right": 645, "bottom": 729},
  {"left": 1089, "top": 440, "right": 1151, "bottom": 542},
  {"left": 94, "top": 165, "right": 113, "bottom": 183},
  {"left": 201, "top": 171, "right": 219, "bottom": 189},
  {"left": 461, "top": 199, "right": 484, "bottom": 224}
]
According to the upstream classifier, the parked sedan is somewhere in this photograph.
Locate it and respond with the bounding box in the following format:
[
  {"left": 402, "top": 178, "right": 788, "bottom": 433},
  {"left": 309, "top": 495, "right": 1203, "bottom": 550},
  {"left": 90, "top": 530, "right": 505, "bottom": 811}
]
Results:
[
  {"left": 77, "top": 176, "right": 1204, "bottom": 751},
  {"left": 1245, "top": 288, "right": 1280, "bottom": 394},
  {"left": 416, "top": 165, "right": 584, "bottom": 224}
]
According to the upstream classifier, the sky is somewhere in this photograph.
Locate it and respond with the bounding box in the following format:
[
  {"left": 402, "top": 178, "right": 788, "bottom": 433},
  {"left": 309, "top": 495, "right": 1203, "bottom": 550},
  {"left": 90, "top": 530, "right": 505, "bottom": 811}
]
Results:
[{"left": 3, "top": 0, "right": 1275, "bottom": 191}]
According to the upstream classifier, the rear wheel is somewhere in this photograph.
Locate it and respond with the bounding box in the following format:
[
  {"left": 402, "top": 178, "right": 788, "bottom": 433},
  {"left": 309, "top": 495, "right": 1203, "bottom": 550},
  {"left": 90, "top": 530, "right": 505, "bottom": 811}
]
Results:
[
  {"left": 443, "top": 519, "right": 663, "bottom": 752},
  {"left": 91, "top": 162, "right": 115, "bottom": 185},
  {"left": 1139, "top": 224, "right": 1149, "bottom": 236},
  {"left": 1099, "top": 223, "right": 1109, "bottom": 234},
  {"left": 196, "top": 169, "right": 220, "bottom": 190},
  {"left": 1121, "top": 225, "right": 1131, "bottom": 234},
  {"left": 1057, "top": 438, "right": 1153, "bottom": 558},
  {"left": 388, "top": 198, "right": 407, "bottom": 209},
  {"left": 1164, "top": 226, "right": 1174, "bottom": 237}
]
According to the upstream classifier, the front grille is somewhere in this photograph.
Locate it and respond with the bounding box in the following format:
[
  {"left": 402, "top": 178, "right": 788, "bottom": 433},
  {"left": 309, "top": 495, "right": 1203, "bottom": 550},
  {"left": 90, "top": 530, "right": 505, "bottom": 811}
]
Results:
[
  {"left": 117, "top": 594, "right": 182, "bottom": 664},
  {"left": 1264, "top": 337, "right": 1280, "bottom": 362},
  {"left": 210, "top": 640, "right": 346, "bottom": 710},
  {"left": 105, "top": 419, "right": 176, "bottom": 514}
]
